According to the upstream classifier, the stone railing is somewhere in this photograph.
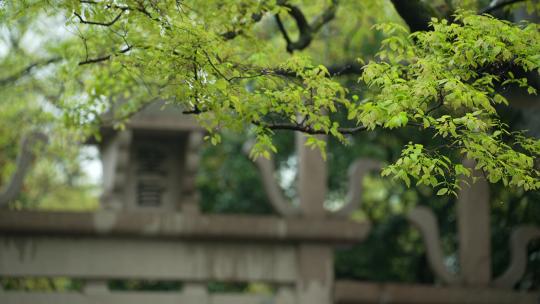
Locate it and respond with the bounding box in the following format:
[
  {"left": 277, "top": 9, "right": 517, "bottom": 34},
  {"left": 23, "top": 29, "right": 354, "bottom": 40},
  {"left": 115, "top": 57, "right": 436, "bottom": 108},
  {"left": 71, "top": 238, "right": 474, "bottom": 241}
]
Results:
[{"left": 0, "top": 210, "right": 369, "bottom": 304}]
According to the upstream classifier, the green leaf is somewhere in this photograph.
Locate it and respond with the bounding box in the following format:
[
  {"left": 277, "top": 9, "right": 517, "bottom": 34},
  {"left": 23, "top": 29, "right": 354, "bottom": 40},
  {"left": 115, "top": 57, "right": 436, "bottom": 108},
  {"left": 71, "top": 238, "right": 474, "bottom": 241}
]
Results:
[{"left": 436, "top": 188, "right": 448, "bottom": 196}]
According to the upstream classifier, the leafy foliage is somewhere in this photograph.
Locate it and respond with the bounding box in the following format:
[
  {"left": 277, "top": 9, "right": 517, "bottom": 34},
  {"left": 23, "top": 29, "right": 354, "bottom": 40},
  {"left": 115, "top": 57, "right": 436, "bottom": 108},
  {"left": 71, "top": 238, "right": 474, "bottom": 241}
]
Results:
[
  {"left": 1, "top": 0, "right": 539, "bottom": 198},
  {"left": 361, "top": 14, "right": 540, "bottom": 193},
  {"left": 2, "top": 1, "right": 538, "bottom": 193}
]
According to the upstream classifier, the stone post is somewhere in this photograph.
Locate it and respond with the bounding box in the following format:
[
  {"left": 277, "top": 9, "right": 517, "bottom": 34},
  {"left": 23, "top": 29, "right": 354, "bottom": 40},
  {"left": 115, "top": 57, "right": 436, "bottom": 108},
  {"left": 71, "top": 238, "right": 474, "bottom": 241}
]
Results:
[
  {"left": 296, "top": 134, "right": 327, "bottom": 217},
  {"left": 457, "top": 159, "right": 491, "bottom": 286},
  {"left": 296, "top": 133, "right": 333, "bottom": 304}
]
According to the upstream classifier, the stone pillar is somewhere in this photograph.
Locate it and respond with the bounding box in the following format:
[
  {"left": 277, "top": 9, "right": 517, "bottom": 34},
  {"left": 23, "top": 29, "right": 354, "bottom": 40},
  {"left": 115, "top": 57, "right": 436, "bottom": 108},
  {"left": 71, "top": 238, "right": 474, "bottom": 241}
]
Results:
[
  {"left": 83, "top": 280, "right": 109, "bottom": 295},
  {"left": 276, "top": 285, "right": 296, "bottom": 304},
  {"left": 183, "top": 283, "right": 208, "bottom": 304},
  {"left": 457, "top": 159, "right": 491, "bottom": 286},
  {"left": 180, "top": 131, "right": 203, "bottom": 215},
  {"left": 296, "top": 244, "right": 334, "bottom": 304},
  {"left": 296, "top": 134, "right": 327, "bottom": 217},
  {"left": 100, "top": 130, "right": 132, "bottom": 210},
  {"left": 295, "top": 133, "right": 332, "bottom": 303}
]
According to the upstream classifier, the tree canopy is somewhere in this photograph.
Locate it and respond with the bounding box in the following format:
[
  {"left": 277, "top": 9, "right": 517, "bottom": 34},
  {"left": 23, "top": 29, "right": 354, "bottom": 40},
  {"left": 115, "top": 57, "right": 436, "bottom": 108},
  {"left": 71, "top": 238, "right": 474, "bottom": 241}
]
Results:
[{"left": 1, "top": 0, "right": 540, "bottom": 196}]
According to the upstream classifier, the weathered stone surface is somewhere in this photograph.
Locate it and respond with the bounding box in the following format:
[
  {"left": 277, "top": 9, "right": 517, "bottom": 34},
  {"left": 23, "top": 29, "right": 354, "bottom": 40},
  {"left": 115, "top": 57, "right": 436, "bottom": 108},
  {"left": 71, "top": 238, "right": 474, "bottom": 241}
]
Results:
[
  {"left": 407, "top": 159, "right": 496, "bottom": 287},
  {"left": 251, "top": 153, "right": 300, "bottom": 217},
  {"left": 407, "top": 206, "right": 459, "bottom": 285},
  {"left": 0, "top": 211, "right": 370, "bottom": 243},
  {"left": 334, "top": 281, "right": 540, "bottom": 304},
  {"left": 296, "top": 244, "right": 333, "bottom": 304},
  {"left": 0, "top": 236, "right": 297, "bottom": 282},
  {"left": 93, "top": 101, "right": 205, "bottom": 212},
  {"left": 493, "top": 225, "right": 540, "bottom": 288},
  {"left": 0, "top": 292, "right": 285, "bottom": 304},
  {"left": 297, "top": 134, "right": 327, "bottom": 217},
  {"left": 457, "top": 159, "right": 491, "bottom": 287},
  {"left": 99, "top": 129, "right": 132, "bottom": 210},
  {"left": 180, "top": 131, "right": 204, "bottom": 214}
]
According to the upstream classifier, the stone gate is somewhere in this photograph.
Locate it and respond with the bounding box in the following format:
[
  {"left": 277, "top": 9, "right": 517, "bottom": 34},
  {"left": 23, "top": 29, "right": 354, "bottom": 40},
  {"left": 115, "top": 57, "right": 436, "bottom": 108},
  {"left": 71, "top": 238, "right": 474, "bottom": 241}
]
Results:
[{"left": 0, "top": 103, "right": 538, "bottom": 304}]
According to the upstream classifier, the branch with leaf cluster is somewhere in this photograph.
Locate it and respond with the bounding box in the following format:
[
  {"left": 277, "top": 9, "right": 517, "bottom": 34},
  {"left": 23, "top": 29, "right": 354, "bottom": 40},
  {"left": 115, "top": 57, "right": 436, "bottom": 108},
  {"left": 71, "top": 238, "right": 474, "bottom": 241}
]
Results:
[
  {"left": 356, "top": 14, "right": 540, "bottom": 192},
  {"left": 12, "top": 1, "right": 537, "bottom": 194}
]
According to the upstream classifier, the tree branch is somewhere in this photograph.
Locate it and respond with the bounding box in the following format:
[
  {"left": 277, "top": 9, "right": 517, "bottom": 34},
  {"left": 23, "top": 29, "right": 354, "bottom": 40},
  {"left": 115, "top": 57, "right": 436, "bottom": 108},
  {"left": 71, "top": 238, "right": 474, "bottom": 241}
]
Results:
[
  {"left": 390, "top": 0, "right": 438, "bottom": 32},
  {"left": 392, "top": 0, "right": 530, "bottom": 34},
  {"left": 271, "top": 61, "right": 363, "bottom": 77},
  {"left": 276, "top": 0, "right": 338, "bottom": 53},
  {"left": 181, "top": 104, "right": 431, "bottom": 136},
  {"left": 257, "top": 121, "right": 428, "bottom": 135},
  {"left": 0, "top": 57, "right": 61, "bottom": 86},
  {"left": 80, "top": 0, "right": 162, "bottom": 25},
  {"left": 78, "top": 45, "right": 132, "bottom": 65},
  {"left": 0, "top": 132, "right": 48, "bottom": 207},
  {"left": 480, "top": 0, "right": 528, "bottom": 14},
  {"left": 73, "top": 10, "right": 126, "bottom": 27},
  {"left": 310, "top": 0, "right": 340, "bottom": 32},
  {"left": 274, "top": 14, "right": 292, "bottom": 46},
  {"left": 264, "top": 122, "right": 368, "bottom": 134},
  {"left": 221, "top": 13, "right": 264, "bottom": 40},
  {"left": 326, "top": 62, "right": 363, "bottom": 76},
  {"left": 426, "top": 90, "right": 445, "bottom": 115}
]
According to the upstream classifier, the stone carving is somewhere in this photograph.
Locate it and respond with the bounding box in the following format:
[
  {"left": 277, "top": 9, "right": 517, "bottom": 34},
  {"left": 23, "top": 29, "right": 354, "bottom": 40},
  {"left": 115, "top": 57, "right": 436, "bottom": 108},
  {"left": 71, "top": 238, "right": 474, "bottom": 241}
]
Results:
[
  {"left": 251, "top": 152, "right": 300, "bottom": 216},
  {"left": 248, "top": 134, "right": 381, "bottom": 218},
  {"left": 245, "top": 133, "right": 377, "bottom": 304},
  {"left": 334, "top": 158, "right": 381, "bottom": 217},
  {"left": 0, "top": 131, "right": 48, "bottom": 207},
  {"left": 493, "top": 225, "right": 540, "bottom": 288},
  {"left": 180, "top": 131, "right": 204, "bottom": 214},
  {"left": 100, "top": 130, "right": 132, "bottom": 210},
  {"left": 95, "top": 102, "right": 204, "bottom": 211},
  {"left": 407, "top": 206, "right": 459, "bottom": 285},
  {"left": 407, "top": 159, "right": 540, "bottom": 288}
]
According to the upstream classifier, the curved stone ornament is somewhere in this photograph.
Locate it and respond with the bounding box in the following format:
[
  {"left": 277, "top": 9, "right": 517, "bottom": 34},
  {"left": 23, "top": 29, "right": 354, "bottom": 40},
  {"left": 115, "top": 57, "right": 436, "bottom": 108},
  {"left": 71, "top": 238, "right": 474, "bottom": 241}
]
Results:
[
  {"left": 407, "top": 206, "right": 460, "bottom": 285},
  {"left": 407, "top": 159, "right": 537, "bottom": 290},
  {"left": 246, "top": 133, "right": 380, "bottom": 222},
  {"left": 333, "top": 158, "right": 381, "bottom": 217},
  {"left": 243, "top": 141, "right": 299, "bottom": 217},
  {"left": 493, "top": 225, "right": 540, "bottom": 288},
  {"left": 0, "top": 132, "right": 48, "bottom": 207},
  {"left": 254, "top": 155, "right": 300, "bottom": 217}
]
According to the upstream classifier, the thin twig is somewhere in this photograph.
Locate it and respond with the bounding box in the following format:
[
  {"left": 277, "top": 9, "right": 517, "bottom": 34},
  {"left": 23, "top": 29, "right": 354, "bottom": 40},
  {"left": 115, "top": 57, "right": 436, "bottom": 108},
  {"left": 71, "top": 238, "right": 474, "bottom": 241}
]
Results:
[
  {"left": 73, "top": 10, "right": 126, "bottom": 27},
  {"left": 78, "top": 45, "right": 132, "bottom": 65},
  {"left": 426, "top": 90, "right": 445, "bottom": 115}
]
